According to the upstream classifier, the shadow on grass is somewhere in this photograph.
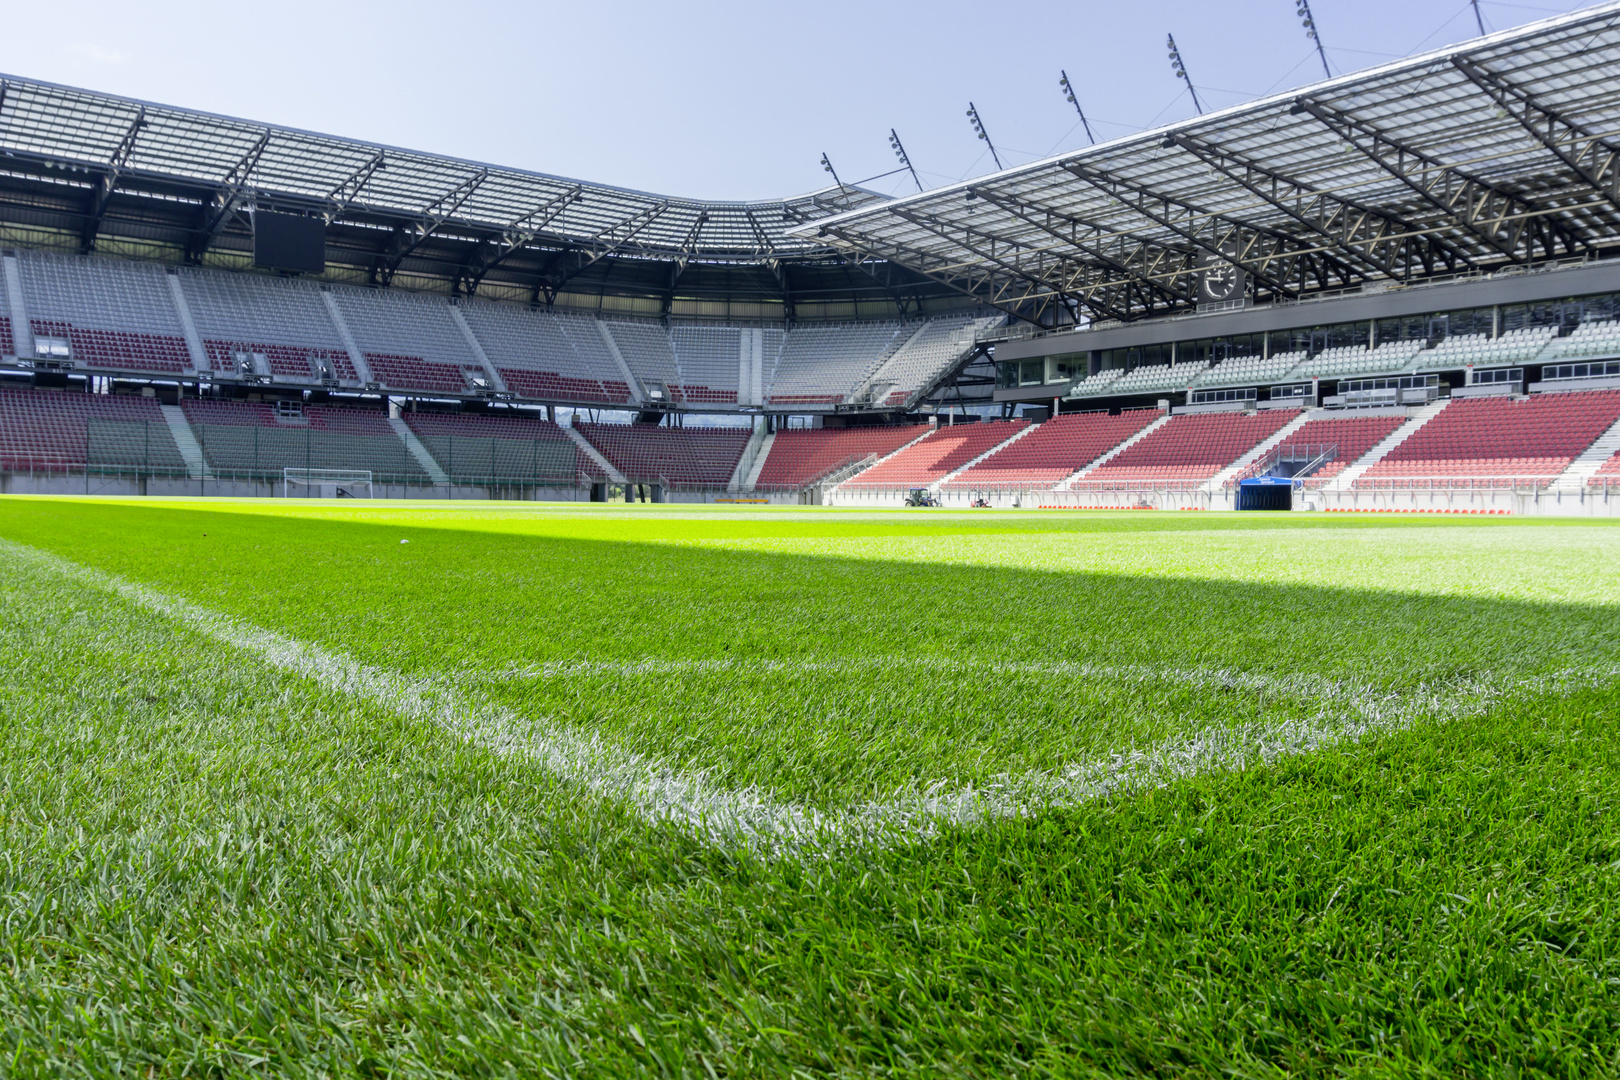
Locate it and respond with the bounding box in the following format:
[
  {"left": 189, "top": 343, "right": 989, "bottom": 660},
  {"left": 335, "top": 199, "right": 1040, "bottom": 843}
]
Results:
[{"left": 6, "top": 499, "right": 1614, "bottom": 684}]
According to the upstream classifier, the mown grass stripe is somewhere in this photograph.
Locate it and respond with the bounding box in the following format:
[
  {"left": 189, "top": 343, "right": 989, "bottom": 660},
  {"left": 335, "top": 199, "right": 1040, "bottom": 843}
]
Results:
[{"left": 0, "top": 535, "right": 1596, "bottom": 857}]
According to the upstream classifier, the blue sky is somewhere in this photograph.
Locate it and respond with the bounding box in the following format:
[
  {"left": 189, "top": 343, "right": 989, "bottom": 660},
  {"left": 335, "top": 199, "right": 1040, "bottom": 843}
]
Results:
[{"left": 0, "top": 0, "right": 1601, "bottom": 201}]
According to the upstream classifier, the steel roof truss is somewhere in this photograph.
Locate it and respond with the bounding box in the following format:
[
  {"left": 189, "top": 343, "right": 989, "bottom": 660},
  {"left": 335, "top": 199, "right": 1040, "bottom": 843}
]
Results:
[
  {"left": 887, "top": 207, "right": 1093, "bottom": 321},
  {"left": 324, "top": 150, "right": 386, "bottom": 224},
  {"left": 541, "top": 200, "right": 672, "bottom": 298},
  {"left": 456, "top": 184, "right": 583, "bottom": 294},
  {"left": 81, "top": 106, "right": 147, "bottom": 252},
  {"left": 1451, "top": 55, "right": 1620, "bottom": 220},
  {"left": 1061, "top": 162, "right": 1346, "bottom": 298},
  {"left": 189, "top": 129, "right": 270, "bottom": 262},
  {"left": 1166, "top": 132, "right": 1469, "bottom": 283},
  {"left": 373, "top": 168, "right": 490, "bottom": 285},
  {"left": 1293, "top": 97, "right": 1583, "bottom": 263},
  {"left": 819, "top": 224, "right": 1065, "bottom": 325},
  {"left": 965, "top": 186, "right": 1193, "bottom": 317}
]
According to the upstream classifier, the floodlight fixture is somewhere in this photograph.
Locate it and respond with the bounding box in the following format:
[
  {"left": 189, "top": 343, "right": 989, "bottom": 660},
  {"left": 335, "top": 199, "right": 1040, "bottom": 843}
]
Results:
[
  {"left": 888, "top": 128, "right": 924, "bottom": 192},
  {"left": 819, "top": 152, "right": 844, "bottom": 189},
  {"left": 965, "top": 102, "right": 1005, "bottom": 171},
  {"left": 1058, "top": 70, "right": 1096, "bottom": 145},
  {"left": 1295, "top": 0, "right": 1333, "bottom": 79},
  {"left": 1165, "top": 34, "right": 1205, "bottom": 116}
]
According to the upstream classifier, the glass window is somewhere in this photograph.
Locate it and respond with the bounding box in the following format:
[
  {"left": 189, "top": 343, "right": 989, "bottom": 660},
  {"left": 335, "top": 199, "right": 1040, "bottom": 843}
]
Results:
[
  {"left": 1272, "top": 321, "right": 1369, "bottom": 355},
  {"left": 1019, "top": 359, "right": 1044, "bottom": 386},
  {"left": 1048, "top": 353, "right": 1087, "bottom": 383}
]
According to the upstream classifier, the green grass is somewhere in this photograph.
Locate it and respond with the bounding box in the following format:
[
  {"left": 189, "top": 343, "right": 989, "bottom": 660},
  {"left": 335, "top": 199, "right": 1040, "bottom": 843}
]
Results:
[{"left": 1, "top": 496, "right": 1618, "bottom": 1076}]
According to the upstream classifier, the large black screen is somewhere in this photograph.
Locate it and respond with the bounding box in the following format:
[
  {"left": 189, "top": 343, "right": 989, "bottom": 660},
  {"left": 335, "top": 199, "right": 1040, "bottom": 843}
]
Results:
[{"left": 253, "top": 212, "right": 326, "bottom": 273}]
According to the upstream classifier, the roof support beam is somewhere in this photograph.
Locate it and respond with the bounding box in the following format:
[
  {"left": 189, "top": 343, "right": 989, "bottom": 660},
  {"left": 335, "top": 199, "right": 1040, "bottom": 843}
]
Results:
[
  {"left": 81, "top": 107, "right": 147, "bottom": 253},
  {"left": 324, "top": 151, "right": 387, "bottom": 223},
  {"left": 885, "top": 206, "right": 1092, "bottom": 322},
  {"left": 1061, "top": 161, "right": 1338, "bottom": 299},
  {"left": 817, "top": 223, "right": 1066, "bottom": 326},
  {"left": 456, "top": 185, "right": 583, "bottom": 294},
  {"left": 1450, "top": 55, "right": 1620, "bottom": 221},
  {"left": 966, "top": 186, "right": 1194, "bottom": 317},
  {"left": 373, "top": 169, "right": 489, "bottom": 286},
  {"left": 188, "top": 129, "right": 271, "bottom": 263},
  {"left": 1163, "top": 131, "right": 1475, "bottom": 282},
  {"left": 532, "top": 200, "right": 671, "bottom": 302},
  {"left": 1292, "top": 96, "right": 1586, "bottom": 262}
]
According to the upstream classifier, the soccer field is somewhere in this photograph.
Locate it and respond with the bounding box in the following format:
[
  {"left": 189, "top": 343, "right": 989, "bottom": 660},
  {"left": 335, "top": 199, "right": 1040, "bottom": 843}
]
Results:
[{"left": 2, "top": 497, "right": 1618, "bottom": 1076}]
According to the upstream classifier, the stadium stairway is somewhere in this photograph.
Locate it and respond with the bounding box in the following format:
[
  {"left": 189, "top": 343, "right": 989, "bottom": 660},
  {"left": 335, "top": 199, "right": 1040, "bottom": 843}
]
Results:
[
  {"left": 164, "top": 274, "right": 209, "bottom": 375},
  {"left": 562, "top": 422, "right": 625, "bottom": 483},
  {"left": 159, "top": 403, "right": 211, "bottom": 479},
  {"left": 447, "top": 305, "right": 507, "bottom": 393},
  {"left": 847, "top": 322, "right": 929, "bottom": 404},
  {"left": 1055, "top": 411, "right": 1173, "bottom": 489},
  {"left": 1323, "top": 400, "right": 1451, "bottom": 491},
  {"left": 2, "top": 252, "right": 33, "bottom": 359},
  {"left": 1550, "top": 411, "right": 1620, "bottom": 491},
  {"left": 735, "top": 428, "right": 771, "bottom": 492},
  {"left": 320, "top": 292, "right": 375, "bottom": 385},
  {"left": 833, "top": 424, "right": 938, "bottom": 482},
  {"left": 594, "top": 322, "right": 645, "bottom": 405},
  {"left": 387, "top": 416, "right": 450, "bottom": 484},
  {"left": 928, "top": 422, "right": 1037, "bottom": 492},
  {"left": 1205, "top": 410, "right": 1311, "bottom": 492}
]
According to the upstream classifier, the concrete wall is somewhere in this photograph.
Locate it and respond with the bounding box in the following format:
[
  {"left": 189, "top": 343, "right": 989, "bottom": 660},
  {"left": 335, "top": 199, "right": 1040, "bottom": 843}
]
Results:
[{"left": 0, "top": 471, "right": 593, "bottom": 502}]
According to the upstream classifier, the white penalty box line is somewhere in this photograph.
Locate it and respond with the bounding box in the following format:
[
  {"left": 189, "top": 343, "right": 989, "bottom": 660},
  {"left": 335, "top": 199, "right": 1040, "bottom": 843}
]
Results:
[{"left": 0, "top": 535, "right": 1609, "bottom": 858}]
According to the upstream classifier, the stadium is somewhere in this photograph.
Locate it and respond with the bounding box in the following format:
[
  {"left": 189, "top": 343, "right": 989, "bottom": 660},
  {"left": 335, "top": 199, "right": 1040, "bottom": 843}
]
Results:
[
  {"left": 0, "top": 8, "right": 1617, "bottom": 512},
  {"left": 3, "top": 3, "right": 1620, "bottom": 1075}
]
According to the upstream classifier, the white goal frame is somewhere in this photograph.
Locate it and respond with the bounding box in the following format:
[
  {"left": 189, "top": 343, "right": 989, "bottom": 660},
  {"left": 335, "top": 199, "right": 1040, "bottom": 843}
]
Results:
[{"left": 283, "top": 467, "right": 373, "bottom": 499}]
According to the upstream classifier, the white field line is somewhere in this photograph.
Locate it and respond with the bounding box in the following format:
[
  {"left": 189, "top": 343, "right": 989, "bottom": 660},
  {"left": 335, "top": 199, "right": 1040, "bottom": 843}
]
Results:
[{"left": 2, "top": 536, "right": 1612, "bottom": 856}]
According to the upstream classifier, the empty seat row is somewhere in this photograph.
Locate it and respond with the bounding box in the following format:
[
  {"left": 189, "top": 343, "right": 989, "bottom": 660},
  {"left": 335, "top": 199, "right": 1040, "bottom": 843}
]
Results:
[
  {"left": 1360, "top": 390, "right": 1620, "bottom": 483},
  {"left": 0, "top": 385, "right": 183, "bottom": 470},
  {"left": 843, "top": 420, "right": 1028, "bottom": 487},
  {"left": 1075, "top": 410, "right": 1297, "bottom": 486},
  {"left": 575, "top": 422, "right": 750, "bottom": 485},
  {"left": 403, "top": 410, "right": 584, "bottom": 483},
  {"left": 755, "top": 425, "right": 925, "bottom": 489},
  {"left": 945, "top": 409, "right": 1162, "bottom": 490}
]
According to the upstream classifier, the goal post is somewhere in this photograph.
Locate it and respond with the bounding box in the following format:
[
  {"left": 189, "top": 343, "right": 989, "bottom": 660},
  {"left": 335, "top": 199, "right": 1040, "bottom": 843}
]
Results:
[{"left": 283, "top": 467, "right": 373, "bottom": 499}]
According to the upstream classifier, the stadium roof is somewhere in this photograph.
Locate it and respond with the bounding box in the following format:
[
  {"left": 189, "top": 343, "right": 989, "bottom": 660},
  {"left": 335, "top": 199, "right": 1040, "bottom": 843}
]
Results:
[
  {"left": 796, "top": 2, "right": 1620, "bottom": 327},
  {"left": 0, "top": 73, "right": 885, "bottom": 261},
  {"left": 0, "top": 74, "right": 962, "bottom": 319}
]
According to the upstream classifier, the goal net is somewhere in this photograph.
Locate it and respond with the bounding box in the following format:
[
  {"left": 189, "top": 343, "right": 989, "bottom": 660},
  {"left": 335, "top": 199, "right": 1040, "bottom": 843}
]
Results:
[{"left": 283, "top": 467, "right": 373, "bottom": 499}]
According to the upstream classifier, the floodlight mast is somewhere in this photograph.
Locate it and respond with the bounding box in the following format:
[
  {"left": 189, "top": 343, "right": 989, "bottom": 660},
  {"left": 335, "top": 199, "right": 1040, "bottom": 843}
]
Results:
[
  {"left": 819, "top": 152, "right": 844, "bottom": 190},
  {"left": 1058, "top": 70, "right": 1096, "bottom": 145},
  {"left": 1166, "top": 34, "right": 1205, "bottom": 116},
  {"left": 1295, "top": 0, "right": 1332, "bottom": 80},
  {"left": 888, "top": 129, "right": 924, "bottom": 192},
  {"left": 965, "top": 102, "right": 1004, "bottom": 171}
]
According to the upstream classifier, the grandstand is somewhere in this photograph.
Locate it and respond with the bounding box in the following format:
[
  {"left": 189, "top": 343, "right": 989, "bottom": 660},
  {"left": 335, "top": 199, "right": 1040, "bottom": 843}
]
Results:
[
  {"left": 15, "top": 250, "right": 191, "bottom": 374},
  {"left": 945, "top": 410, "right": 1162, "bottom": 491},
  {"left": 841, "top": 420, "right": 1028, "bottom": 490},
  {"left": 575, "top": 423, "right": 749, "bottom": 487},
  {"left": 180, "top": 399, "right": 430, "bottom": 482},
  {"left": 0, "top": 385, "right": 183, "bottom": 472},
  {"left": 1072, "top": 411, "right": 1299, "bottom": 487},
  {"left": 402, "top": 410, "right": 583, "bottom": 484},
  {"left": 1358, "top": 391, "right": 1620, "bottom": 485},
  {"left": 768, "top": 322, "right": 904, "bottom": 405},
  {"left": 1263, "top": 414, "right": 1408, "bottom": 487},
  {"left": 753, "top": 425, "right": 925, "bottom": 491},
  {"left": 2, "top": 6, "right": 1620, "bottom": 512},
  {"left": 180, "top": 269, "right": 355, "bottom": 382}
]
